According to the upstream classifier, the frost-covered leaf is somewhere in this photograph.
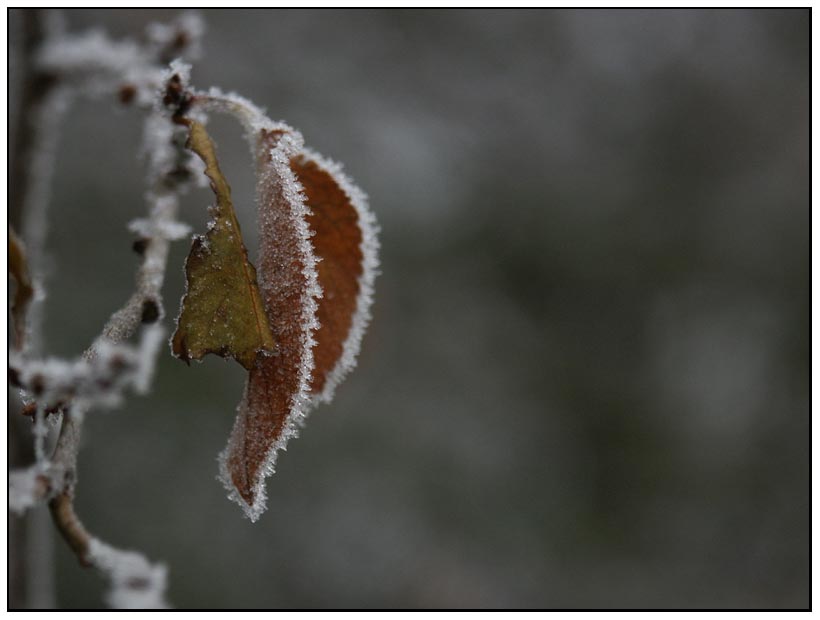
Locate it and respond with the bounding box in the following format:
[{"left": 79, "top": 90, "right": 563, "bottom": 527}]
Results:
[
  {"left": 219, "top": 127, "right": 319, "bottom": 520},
  {"left": 9, "top": 226, "right": 34, "bottom": 349},
  {"left": 218, "top": 125, "right": 379, "bottom": 521},
  {"left": 293, "top": 150, "right": 379, "bottom": 404},
  {"left": 176, "top": 89, "right": 379, "bottom": 521},
  {"left": 171, "top": 120, "right": 276, "bottom": 370}
]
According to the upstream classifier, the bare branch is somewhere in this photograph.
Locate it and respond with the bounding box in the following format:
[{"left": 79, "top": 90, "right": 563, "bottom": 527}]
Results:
[
  {"left": 9, "top": 11, "right": 205, "bottom": 609},
  {"left": 48, "top": 492, "right": 91, "bottom": 568}
]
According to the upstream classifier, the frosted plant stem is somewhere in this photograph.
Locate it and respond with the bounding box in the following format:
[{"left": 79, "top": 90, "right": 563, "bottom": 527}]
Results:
[
  {"left": 47, "top": 410, "right": 90, "bottom": 565},
  {"left": 11, "top": 112, "right": 182, "bottom": 609},
  {"left": 20, "top": 86, "right": 70, "bottom": 356},
  {"left": 45, "top": 409, "right": 169, "bottom": 608},
  {"left": 10, "top": 9, "right": 57, "bottom": 232},
  {"left": 8, "top": 12, "right": 191, "bottom": 606},
  {"left": 32, "top": 111, "right": 183, "bottom": 609},
  {"left": 49, "top": 491, "right": 92, "bottom": 566},
  {"left": 11, "top": 10, "right": 70, "bottom": 358},
  {"left": 91, "top": 113, "right": 185, "bottom": 355},
  {"left": 8, "top": 9, "right": 62, "bottom": 610}
]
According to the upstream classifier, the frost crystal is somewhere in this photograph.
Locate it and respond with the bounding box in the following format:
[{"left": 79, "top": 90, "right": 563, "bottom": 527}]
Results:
[
  {"left": 9, "top": 467, "right": 46, "bottom": 516},
  {"left": 164, "top": 58, "right": 192, "bottom": 90},
  {"left": 128, "top": 216, "right": 191, "bottom": 242},
  {"left": 37, "top": 30, "right": 159, "bottom": 102},
  {"left": 36, "top": 13, "right": 204, "bottom": 108},
  {"left": 145, "top": 12, "right": 205, "bottom": 62},
  {"left": 87, "top": 538, "right": 169, "bottom": 609},
  {"left": 11, "top": 324, "right": 165, "bottom": 412}
]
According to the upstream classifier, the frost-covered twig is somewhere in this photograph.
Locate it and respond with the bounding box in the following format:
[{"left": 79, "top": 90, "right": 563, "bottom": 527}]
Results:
[
  {"left": 46, "top": 411, "right": 170, "bottom": 609},
  {"left": 87, "top": 539, "right": 169, "bottom": 609},
  {"left": 9, "top": 10, "right": 67, "bottom": 610},
  {"left": 10, "top": 10, "right": 70, "bottom": 357},
  {"left": 10, "top": 324, "right": 165, "bottom": 418},
  {"left": 9, "top": 407, "right": 172, "bottom": 608},
  {"left": 8, "top": 10, "right": 203, "bottom": 609},
  {"left": 92, "top": 110, "right": 193, "bottom": 350}
]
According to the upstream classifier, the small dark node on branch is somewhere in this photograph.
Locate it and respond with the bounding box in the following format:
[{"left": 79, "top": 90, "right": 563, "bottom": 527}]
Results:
[
  {"left": 132, "top": 237, "right": 150, "bottom": 256},
  {"left": 118, "top": 84, "right": 137, "bottom": 105},
  {"left": 141, "top": 299, "right": 161, "bottom": 324},
  {"left": 9, "top": 366, "right": 23, "bottom": 388},
  {"left": 29, "top": 374, "right": 45, "bottom": 396},
  {"left": 163, "top": 74, "right": 193, "bottom": 121},
  {"left": 21, "top": 401, "right": 66, "bottom": 419}
]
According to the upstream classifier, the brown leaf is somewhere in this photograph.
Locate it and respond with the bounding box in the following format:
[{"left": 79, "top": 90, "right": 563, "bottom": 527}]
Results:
[
  {"left": 9, "top": 226, "right": 34, "bottom": 350},
  {"left": 293, "top": 151, "right": 378, "bottom": 403},
  {"left": 171, "top": 120, "right": 276, "bottom": 371},
  {"left": 219, "top": 127, "right": 379, "bottom": 521},
  {"left": 219, "top": 127, "right": 319, "bottom": 519}
]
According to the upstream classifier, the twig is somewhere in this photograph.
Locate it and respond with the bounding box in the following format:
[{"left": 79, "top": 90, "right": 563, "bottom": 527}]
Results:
[
  {"left": 9, "top": 9, "right": 62, "bottom": 609},
  {"left": 46, "top": 409, "right": 92, "bottom": 567},
  {"left": 49, "top": 492, "right": 92, "bottom": 567},
  {"left": 35, "top": 106, "right": 188, "bottom": 594},
  {"left": 10, "top": 9, "right": 56, "bottom": 232},
  {"left": 8, "top": 12, "right": 202, "bottom": 608},
  {"left": 24, "top": 107, "right": 186, "bottom": 607}
]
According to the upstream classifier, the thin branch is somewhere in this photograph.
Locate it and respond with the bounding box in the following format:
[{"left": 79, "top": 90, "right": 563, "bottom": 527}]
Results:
[
  {"left": 16, "top": 104, "right": 186, "bottom": 603},
  {"left": 8, "top": 9, "right": 62, "bottom": 610},
  {"left": 49, "top": 492, "right": 91, "bottom": 567},
  {"left": 8, "top": 12, "right": 203, "bottom": 609},
  {"left": 47, "top": 410, "right": 92, "bottom": 569},
  {"left": 10, "top": 9, "right": 56, "bottom": 231}
]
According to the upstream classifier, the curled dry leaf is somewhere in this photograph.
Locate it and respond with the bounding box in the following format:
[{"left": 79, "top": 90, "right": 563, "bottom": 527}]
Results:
[
  {"left": 218, "top": 127, "right": 320, "bottom": 520},
  {"left": 171, "top": 120, "right": 276, "bottom": 370},
  {"left": 295, "top": 149, "right": 380, "bottom": 404},
  {"left": 9, "top": 226, "right": 35, "bottom": 350},
  {"left": 218, "top": 127, "right": 379, "bottom": 521}
]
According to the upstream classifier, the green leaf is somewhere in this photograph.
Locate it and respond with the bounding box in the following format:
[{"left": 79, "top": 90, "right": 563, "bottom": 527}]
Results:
[{"left": 171, "top": 120, "right": 276, "bottom": 370}]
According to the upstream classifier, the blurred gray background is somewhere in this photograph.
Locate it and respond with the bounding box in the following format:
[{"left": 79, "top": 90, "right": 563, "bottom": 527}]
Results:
[{"left": 9, "top": 9, "right": 809, "bottom": 609}]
